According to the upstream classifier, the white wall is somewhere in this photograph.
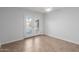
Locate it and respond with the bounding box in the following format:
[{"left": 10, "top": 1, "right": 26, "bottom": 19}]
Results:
[
  {"left": 45, "top": 7, "right": 79, "bottom": 44},
  {"left": 0, "top": 7, "right": 44, "bottom": 44}
]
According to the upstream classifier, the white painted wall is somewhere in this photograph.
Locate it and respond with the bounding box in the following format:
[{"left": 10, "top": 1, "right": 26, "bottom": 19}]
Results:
[
  {"left": 45, "top": 7, "right": 79, "bottom": 44},
  {"left": 0, "top": 7, "right": 44, "bottom": 44},
  {"left": 1, "top": 7, "right": 79, "bottom": 45}
]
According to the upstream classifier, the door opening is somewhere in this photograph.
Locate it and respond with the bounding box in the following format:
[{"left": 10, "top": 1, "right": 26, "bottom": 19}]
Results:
[{"left": 24, "top": 16, "right": 39, "bottom": 38}]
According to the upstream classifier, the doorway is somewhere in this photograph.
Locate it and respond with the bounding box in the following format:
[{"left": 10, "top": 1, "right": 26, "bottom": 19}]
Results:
[{"left": 24, "top": 16, "right": 39, "bottom": 38}]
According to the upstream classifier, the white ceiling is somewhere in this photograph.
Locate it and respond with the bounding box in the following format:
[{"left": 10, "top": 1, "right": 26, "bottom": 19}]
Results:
[
  {"left": 22, "top": 7, "right": 62, "bottom": 13},
  {"left": 26, "top": 7, "right": 50, "bottom": 13}
]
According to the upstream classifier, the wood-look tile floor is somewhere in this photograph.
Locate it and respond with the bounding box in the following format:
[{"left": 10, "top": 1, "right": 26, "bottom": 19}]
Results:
[{"left": 1, "top": 35, "right": 79, "bottom": 52}]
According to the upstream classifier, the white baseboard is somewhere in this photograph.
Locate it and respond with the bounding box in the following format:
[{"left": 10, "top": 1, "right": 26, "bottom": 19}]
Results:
[
  {"left": 2, "top": 34, "right": 78, "bottom": 46},
  {"left": 46, "top": 34, "right": 79, "bottom": 45},
  {"left": 2, "top": 33, "right": 44, "bottom": 45},
  {"left": 23, "top": 34, "right": 44, "bottom": 39},
  {"left": 1, "top": 37, "right": 24, "bottom": 45}
]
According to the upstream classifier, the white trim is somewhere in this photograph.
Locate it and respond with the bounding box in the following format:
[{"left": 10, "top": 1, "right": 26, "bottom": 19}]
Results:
[
  {"left": 46, "top": 34, "right": 79, "bottom": 45},
  {"left": 1, "top": 37, "right": 24, "bottom": 45},
  {"left": 2, "top": 33, "right": 43, "bottom": 45}
]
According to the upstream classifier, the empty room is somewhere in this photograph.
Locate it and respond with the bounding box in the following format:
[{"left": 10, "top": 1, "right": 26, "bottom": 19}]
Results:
[{"left": 0, "top": 7, "right": 79, "bottom": 52}]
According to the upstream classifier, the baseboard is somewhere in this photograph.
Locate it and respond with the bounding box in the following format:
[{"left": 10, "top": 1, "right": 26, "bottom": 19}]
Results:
[
  {"left": 2, "top": 34, "right": 78, "bottom": 46},
  {"left": 1, "top": 37, "right": 24, "bottom": 45},
  {"left": 2, "top": 34, "right": 44, "bottom": 45},
  {"left": 45, "top": 34, "right": 79, "bottom": 45},
  {"left": 24, "top": 34, "right": 44, "bottom": 39}
]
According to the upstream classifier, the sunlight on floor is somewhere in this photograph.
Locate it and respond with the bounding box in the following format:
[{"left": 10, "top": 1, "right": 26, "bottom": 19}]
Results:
[{"left": 24, "top": 37, "right": 40, "bottom": 51}]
